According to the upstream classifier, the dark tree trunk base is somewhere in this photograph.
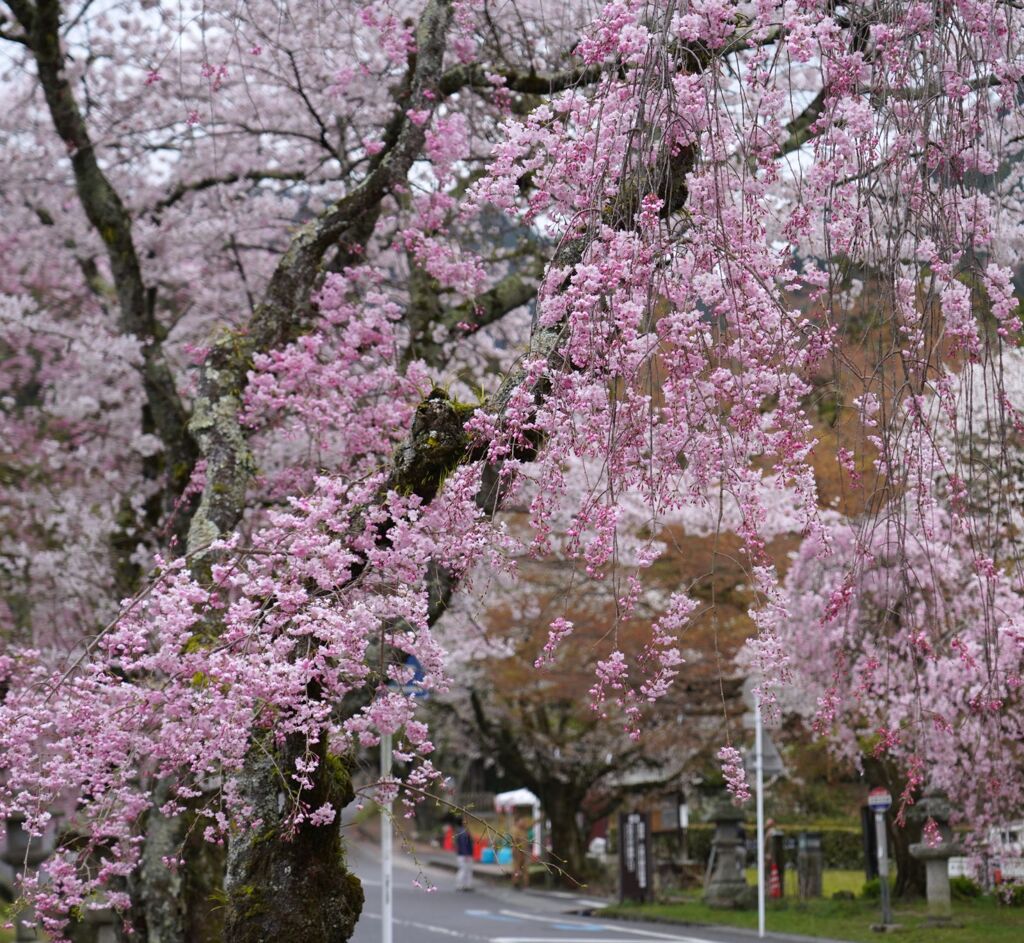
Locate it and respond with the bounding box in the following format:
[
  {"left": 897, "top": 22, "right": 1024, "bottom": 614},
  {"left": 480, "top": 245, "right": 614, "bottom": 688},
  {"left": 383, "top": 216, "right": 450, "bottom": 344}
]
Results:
[{"left": 225, "top": 740, "right": 363, "bottom": 943}]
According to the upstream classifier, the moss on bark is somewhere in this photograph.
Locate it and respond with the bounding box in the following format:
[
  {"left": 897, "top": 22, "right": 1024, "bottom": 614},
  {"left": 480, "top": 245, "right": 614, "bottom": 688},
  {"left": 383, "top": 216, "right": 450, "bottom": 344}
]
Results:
[{"left": 224, "top": 738, "right": 363, "bottom": 943}]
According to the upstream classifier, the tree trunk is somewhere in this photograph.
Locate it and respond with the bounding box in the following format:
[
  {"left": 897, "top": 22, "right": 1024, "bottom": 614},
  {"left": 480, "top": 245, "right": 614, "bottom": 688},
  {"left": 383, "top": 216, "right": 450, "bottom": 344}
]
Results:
[
  {"left": 539, "top": 787, "right": 589, "bottom": 887},
  {"left": 224, "top": 735, "right": 363, "bottom": 943},
  {"left": 889, "top": 814, "right": 925, "bottom": 899},
  {"left": 862, "top": 756, "right": 926, "bottom": 899},
  {"left": 135, "top": 780, "right": 187, "bottom": 943},
  {"left": 182, "top": 815, "right": 226, "bottom": 943}
]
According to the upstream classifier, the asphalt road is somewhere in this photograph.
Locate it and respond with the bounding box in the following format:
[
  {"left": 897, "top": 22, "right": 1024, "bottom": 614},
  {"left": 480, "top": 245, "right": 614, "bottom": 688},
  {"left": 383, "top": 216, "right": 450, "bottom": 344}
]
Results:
[{"left": 347, "top": 836, "right": 820, "bottom": 943}]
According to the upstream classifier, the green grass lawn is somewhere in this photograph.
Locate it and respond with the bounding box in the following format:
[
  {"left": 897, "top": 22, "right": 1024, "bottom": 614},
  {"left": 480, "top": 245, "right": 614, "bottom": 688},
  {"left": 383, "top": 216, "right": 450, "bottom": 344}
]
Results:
[
  {"left": 743, "top": 867, "right": 866, "bottom": 897},
  {"left": 604, "top": 886, "right": 1024, "bottom": 943},
  {"left": 0, "top": 904, "right": 14, "bottom": 943}
]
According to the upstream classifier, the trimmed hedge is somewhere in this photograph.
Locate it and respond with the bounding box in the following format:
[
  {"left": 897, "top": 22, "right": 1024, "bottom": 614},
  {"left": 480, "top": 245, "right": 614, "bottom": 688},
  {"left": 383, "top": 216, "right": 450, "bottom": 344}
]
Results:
[{"left": 652, "top": 824, "right": 865, "bottom": 871}]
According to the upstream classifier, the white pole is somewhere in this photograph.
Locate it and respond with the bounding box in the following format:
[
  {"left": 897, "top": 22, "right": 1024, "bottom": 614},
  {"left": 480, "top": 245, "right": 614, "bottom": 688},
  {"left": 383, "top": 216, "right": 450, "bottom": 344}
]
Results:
[
  {"left": 755, "top": 696, "right": 766, "bottom": 939},
  {"left": 875, "top": 810, "right": 892, "bottom": 926},
  {"left": 382, "top": 731, "right": 393, "bottom": 943}
]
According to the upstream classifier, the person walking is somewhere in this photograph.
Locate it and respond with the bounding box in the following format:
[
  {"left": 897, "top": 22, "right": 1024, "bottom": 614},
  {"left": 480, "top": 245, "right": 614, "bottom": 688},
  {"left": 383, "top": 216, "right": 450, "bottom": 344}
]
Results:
[{"left": 455, "top": 817, "right": 474, "bottom": 892}]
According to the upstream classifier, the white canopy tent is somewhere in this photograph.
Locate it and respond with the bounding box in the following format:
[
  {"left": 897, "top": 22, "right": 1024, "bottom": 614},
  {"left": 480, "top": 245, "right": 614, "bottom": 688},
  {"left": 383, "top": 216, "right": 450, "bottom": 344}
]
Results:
[{"left": 494, "top": 788, "right": 540, "bottom": 812}]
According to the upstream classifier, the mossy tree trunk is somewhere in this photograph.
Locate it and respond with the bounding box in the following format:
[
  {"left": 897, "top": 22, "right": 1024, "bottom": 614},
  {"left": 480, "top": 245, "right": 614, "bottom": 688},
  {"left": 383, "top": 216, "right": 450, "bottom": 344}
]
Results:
[{"left": 224, "top": 733, "right": 363, "bottom": 943}]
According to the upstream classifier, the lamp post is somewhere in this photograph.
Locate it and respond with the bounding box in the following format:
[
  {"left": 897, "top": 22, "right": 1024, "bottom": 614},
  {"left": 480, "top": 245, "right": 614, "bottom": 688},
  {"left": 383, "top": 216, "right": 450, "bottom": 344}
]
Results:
[
  {"left": 380, "top": 656, "right": 427, "bottom": 943},
  {"left": 742, "top": 680, "right": 786, "bottom": 937}
]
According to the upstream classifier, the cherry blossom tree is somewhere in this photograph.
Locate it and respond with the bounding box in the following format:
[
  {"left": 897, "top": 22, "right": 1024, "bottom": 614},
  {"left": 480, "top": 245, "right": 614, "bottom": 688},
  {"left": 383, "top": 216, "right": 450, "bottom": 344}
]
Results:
[
  {"left": 776, "top": 349, "right": 1024, "bottom": 891},
  {"left": 0, "top": 0, "right": 1021, "bottom": 941},
  {"left": 431, "top": 471, "right": 756, "bottom": 882}
]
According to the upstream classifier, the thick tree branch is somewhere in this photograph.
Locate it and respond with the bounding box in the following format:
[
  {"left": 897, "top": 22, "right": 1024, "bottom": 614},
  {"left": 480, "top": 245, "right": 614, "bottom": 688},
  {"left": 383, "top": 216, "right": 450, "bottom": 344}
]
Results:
[
  {"left": 439, "top": 62, "right": 603, "bottom": 97},
  {"left": 31, "top": 203, "right": 113, "bottom": 301},
  {"left": 187, "top": 0, "right": 454, "bottom": 554},
  {"left": 0, "top": 11, "right": 29, "bottom": 44},
  {"left": 151, "top": 168, "right": 318, "bottom": 215},
  {"left": 778, "top": 87, "right": 826, "bottom": 157},
  {"left": 404, "top": 256, "right": 545, "bottom": 369}
]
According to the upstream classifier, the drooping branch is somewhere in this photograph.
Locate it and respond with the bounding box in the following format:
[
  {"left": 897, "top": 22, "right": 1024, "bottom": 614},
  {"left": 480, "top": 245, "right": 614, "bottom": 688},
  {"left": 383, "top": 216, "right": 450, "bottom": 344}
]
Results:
[{"left": 185, "top": 0, "right": 707, "bottom": 554}]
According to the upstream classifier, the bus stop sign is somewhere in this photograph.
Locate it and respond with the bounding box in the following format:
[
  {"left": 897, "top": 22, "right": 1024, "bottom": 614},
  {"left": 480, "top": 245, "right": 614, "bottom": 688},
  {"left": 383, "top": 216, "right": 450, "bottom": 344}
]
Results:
[{"left": 868, "top": 788, "right": 892, "bottom": 812}]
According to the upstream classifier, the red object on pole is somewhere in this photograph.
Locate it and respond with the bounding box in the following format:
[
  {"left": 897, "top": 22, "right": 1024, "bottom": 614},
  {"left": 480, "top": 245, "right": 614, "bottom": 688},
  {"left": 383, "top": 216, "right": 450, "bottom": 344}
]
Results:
[{"left": 769, "top": 862, "right": 782, "bottom": 899}]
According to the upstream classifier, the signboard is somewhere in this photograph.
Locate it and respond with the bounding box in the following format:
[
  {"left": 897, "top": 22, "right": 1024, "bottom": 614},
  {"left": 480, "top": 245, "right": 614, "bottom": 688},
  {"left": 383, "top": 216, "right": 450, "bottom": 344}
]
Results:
[
  {"left": 868, "top": 788, "right": 892, "bottom": 811},
  {"left": 999, "top": 859, "right": 1024, "bottom": 881},
  {"left": 388, "top": 655, "right": 429, "bottom": 699},
  {"left": 618, "top": 812, "right": 652, "bottom": 903}
]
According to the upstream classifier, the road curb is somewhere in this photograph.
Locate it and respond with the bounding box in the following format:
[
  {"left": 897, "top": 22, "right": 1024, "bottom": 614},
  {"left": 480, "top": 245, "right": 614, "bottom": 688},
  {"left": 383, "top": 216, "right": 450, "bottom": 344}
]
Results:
[{"left": 597, "top": 909, "right": 854, "bottom": 943}]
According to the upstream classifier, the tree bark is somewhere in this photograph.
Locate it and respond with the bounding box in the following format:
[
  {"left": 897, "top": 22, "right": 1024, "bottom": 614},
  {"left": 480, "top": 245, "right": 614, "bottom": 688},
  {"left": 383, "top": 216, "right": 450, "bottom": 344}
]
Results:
[
  {"left": 889, "top": 814, "right": 926, "bottom": 899},
  {"left": 136, "top": 781, "right": 186, "bottom": 943},
  {"left": 224, "top": 735, "right": 363, "bottom": 943}
]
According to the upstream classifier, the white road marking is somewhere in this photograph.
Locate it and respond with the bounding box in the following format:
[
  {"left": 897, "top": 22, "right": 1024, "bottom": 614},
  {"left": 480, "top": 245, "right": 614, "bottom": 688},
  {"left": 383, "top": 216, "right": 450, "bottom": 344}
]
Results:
[
  {"left": 491, "top": 939, "right": 707, "bottom": 943},
  {"left": 497, "top": 912, "right": 713, "bottom": 942},
  {"left": 361, "top": 910, "right": 489, "bottom": 940},
  {"left": 465, "top": 909, "right": 524, "bottom": 922}
]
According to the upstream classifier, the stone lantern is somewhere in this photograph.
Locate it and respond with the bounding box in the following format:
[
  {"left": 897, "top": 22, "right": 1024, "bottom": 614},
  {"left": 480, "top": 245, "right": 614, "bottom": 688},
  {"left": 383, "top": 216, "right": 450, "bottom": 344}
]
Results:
[
  {"left": 909, "top": 791, "right": 962, "bottom": 923},
  {"left": 703, "top": 796, "right": 751, "bottom": 908}
]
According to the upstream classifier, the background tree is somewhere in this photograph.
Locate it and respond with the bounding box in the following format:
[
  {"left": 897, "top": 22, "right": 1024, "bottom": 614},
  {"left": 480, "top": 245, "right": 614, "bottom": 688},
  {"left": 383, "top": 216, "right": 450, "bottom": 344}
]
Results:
[{"left": 432, "top": 475, "right": 771, "bottom": 882}]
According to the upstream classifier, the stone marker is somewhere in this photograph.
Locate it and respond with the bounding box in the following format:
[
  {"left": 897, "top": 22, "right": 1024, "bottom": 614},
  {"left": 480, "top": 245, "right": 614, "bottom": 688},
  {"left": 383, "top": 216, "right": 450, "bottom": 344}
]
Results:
[{"left": 797, "top": 831, "right": 824, "bottom": 899}]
